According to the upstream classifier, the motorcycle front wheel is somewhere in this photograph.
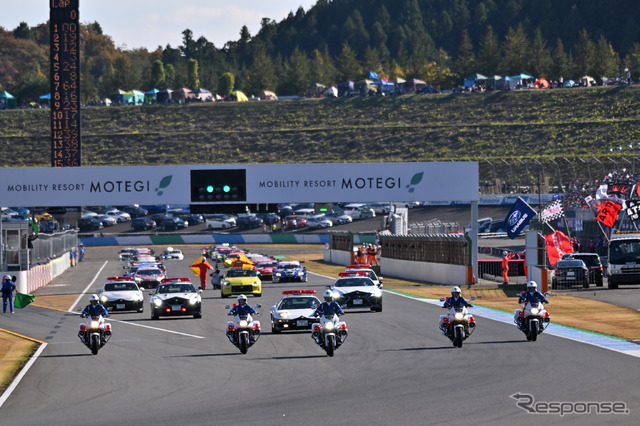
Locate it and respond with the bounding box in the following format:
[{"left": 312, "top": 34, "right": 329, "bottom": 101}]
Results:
[
  {"left": 239, "top": 333, "right": 249, "bottom": 354},
  {"left": 325, "top": 336, "right": 335, "bottom": 357},
  {"left": 90, "top": 335, "right": 100, "bottom": 355},
  {"left": 530, "top": 323, "right": 538, "bottom": 342},
  {"left": 454, "top": 329, "right": 463, "bottom": 348}
]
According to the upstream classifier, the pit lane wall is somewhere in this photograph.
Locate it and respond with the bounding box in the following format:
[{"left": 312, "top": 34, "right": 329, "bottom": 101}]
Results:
[
  {"left": 1, "top": 254, "right": 70, "bottom": 294},
  {"left": 78, "top": 233, "right": 334, "bottom": 246}
]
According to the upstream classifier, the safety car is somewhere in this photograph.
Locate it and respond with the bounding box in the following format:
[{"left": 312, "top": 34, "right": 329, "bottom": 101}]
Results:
[
  {"left": 161, "top": 247, "right": 184, "bottom": 260},
  {"left": 272, "top": 261, "right": 307, "bottom": 283},
  {"left": 344, "top": 264, "right": 383, "bottom": 287},
  {"left": 133, "top": 266, "right": 166, "bottom": 289},
  {"left": 149, "top": 278, "right": 202, "bottom": 320},
  {"left": 269, "top": 290, "right": 321, "bottom": 333},
  {"left": 221, "top": 268, "right": 262, "bottom": 298},
  {"left": 96, "top": 276, "right": 144, "bottom": 312},
  {"left": 330, "top": 272, "right": 383, "bottom": 312}
]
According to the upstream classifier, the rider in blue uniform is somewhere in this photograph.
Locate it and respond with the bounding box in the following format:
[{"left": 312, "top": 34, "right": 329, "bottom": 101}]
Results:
[
  {"left": 81, "top": 294, "right": 110, "bottom": 318},
  {"left": 443, "top": 286, "right": 473, "bottom": 309},
  {"left": 312, "top": 290, "right": 345, "bottom": 317},
  {"left": 518, "top": 281, "right": 548, "bottom": 305},
  {"left": 229, "top": 294, "right": 256, "bottom": 316}
]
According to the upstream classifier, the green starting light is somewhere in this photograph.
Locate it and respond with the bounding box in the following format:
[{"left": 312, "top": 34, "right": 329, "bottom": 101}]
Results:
[
  {"left": 223, "top": 185, "right": 231, "bottom": 193},
  {"left": 206, "top": 185, "right": 214, "bottom": 193}
]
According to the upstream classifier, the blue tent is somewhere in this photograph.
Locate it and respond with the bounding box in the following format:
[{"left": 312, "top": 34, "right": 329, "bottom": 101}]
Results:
[
  {"left": 338, "top": 81, "right": 354, "bottom": 96},
  {"left": 464, "top": 73, "right": 488, "bottom": 87},
  {"left": 0, "top": 91, "right": 16, "bottom": 109},
  {"left": 509, "top": 73, "right": 534, "bottom": 80}
]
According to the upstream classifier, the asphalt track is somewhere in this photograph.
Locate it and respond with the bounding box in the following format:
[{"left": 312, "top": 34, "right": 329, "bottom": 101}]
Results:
[{"left": 1, "top": 246, "right": 639, "bottom": 426}]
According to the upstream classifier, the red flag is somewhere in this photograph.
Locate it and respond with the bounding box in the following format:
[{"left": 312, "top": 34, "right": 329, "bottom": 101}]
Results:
[
  {"left": 595, "top": 200, "right": 622, "bottom": 227},
  {"left": 545, "top": 230, "right": 573, "bottom": 267}
]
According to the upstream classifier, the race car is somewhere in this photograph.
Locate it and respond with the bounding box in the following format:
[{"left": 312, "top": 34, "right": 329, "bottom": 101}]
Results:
[
  {"left": 96, "top": 276, "right": 144, "bottom": 312},
  {"left": 149, "top": 278, "right": 202, "bottom": 320},
  {"left": 254, "top": 260, "right": 279, "bottom": 281},
  {"left": 133, "top": 266, "right": 166, "bottom": 289},
  {"left": 343, "top": 264, "right": 383, "bottom": 287},
  {"left": 161, "top": 247, "right": 184, "bottom": 260},
  {"left": 269, "top": 290, "right": 321, "bottom": 333},
  {"left": 221, "top": 268, "right": 262, "bottom": 298},
  {"left": 272, "top": 261, "right": 307, "bottom": 283},
  {"left": 330, "top": 271, "right": 383, "bottom": 312},
  {"left": 223, "top": 251, "right": 253, "bottom": 269}
]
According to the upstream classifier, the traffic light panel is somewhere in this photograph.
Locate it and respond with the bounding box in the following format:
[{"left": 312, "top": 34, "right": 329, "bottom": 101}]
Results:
[{"left": 190, "top": 169, "right": 246, "bottom": 202}]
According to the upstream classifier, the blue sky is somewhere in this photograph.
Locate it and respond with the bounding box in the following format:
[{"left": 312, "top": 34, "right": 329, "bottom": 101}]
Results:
[{"left": 1, "top": 1, "right": 316, "bottom": 50}]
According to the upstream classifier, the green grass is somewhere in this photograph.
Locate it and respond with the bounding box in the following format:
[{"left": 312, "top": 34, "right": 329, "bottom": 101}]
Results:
[{"left": 2, "top": 86, "right": 640, "bottom": 185}]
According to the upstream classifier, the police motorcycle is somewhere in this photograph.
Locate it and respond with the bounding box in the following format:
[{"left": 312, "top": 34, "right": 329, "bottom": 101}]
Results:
[
  {"left": 514, "top": 297, "right": 550, "bottom": 342},
  {"left": 311, "top": 312, "right": 348, "bottom": 357},
  {"left": 225, "top": 302, "right": 262, "bottom": 355},
  {"left": 77, "top": 315, "right": 112, "bottom": 355},
  {"left": 439, "top": 296, "right": 476, "bottom": 348}
]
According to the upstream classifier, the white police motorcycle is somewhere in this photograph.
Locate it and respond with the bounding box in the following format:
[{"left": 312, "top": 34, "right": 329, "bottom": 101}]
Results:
[
  {"left": 439, "top": 297, "right": 476, "bottom": 348},
  {"left": 78, "top": 315, "right": 112, "bottom": 355},
  {"left": 311, "top": 313, "right": 348, "bottom": 357},
  {"left": 514, "top": 299, "right": 550, "bottom": 342},
  {"left": 225, "top": 304, "right": 261, "bottom": 354}
]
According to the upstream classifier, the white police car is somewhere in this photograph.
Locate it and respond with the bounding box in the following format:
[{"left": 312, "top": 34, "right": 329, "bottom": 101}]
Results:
[
  {"left": 149, "top": 278, "right": 202, "bottom": 320},
  {"left": 96, "top": 276, "right": 144, "bottom": 312},
  {"left": 330, "top": 272, "right": 383, "bottom": 312},
  {"left": 269, "top": 290, "right": 321, "bottom": 333}
]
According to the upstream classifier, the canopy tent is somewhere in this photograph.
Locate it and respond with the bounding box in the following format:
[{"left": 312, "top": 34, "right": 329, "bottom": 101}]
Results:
[
  {"left": 534, "top": 78, "right": 549, "bottom": 89},
  {"left": 496, "top": 76, "right": 517, "bottom": 90},
  {"left": 322, "top": 86, "right": 338, "bottom": 97},
  {"left": 230, "top": 90, "right": 248, "bottom": 102},
  {"left": 403, "top": 78, "right": 427, "bottom": 93},
  {"left": 103, "top": 98, "right": 112, "bottom": 106},
  {"left": 484, "top": 75, "right": 502, "bottom": 89},
  {"left": 306, "top": 83, "right": 326, "bottom": 96},
  {"left": 145, "top": 88, "right": 160, "bottom": 98},
  {"left": 260, "top": 90, "right": 278, "bottom": 100},
  {"left": 372, "top": 79, "right": 395, "bottom": 93},
  {"left": 337, "top": 81, "right": 355, "bottom": 96},
  {"left": 172, "top": 88, "right": 195, "bottom": 101},
  {"left": 189, "top": 88, "right": 212, "bottom": 100},
  {"left": 125, "top": 90, "right": 145, "bottom": 105},
  {"left": 509, "top": 73, "right": 534, "bottom": 80},
  {"left": 580, "top": 75, "right": 596, "bottom": 87},
  {"left": 391, "top": 78, "right": 406, "bottom": 93},
  {"left": 156, "top": 89, "right": 172, "bottom": 103},
  {"left": 564, "top": 80, "right": 576, "bottom": 88},
  {"left": 0, "top": 91, "right": 17, "bottom": 109},
  {"left": 463, "top": 73, "right": 488, "bottom": 88}
]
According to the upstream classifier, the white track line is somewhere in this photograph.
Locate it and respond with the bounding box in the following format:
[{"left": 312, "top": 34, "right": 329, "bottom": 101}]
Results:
[{"left": 0, "top": 343, "right": 47, "bottom": 409}]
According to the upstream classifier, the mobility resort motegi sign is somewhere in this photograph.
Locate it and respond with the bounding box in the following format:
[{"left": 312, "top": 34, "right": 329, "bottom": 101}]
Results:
[{"left": 0, "top": 162, "right": 479, "bottom": 207}]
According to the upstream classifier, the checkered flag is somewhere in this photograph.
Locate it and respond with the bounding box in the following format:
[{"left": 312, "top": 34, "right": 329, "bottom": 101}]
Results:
[{"left": 540, "top": 199, "right": 564, "bottom": 223}]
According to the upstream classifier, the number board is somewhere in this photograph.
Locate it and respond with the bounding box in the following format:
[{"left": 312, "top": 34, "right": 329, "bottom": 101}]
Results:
[{"left": 50, "top": 0, "right": 81, "bottom": 167}]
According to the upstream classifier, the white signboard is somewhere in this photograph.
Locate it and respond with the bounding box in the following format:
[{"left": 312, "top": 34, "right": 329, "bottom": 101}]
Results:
[{"left": 0, "top": 162, "right": 478, "bottom": 206}]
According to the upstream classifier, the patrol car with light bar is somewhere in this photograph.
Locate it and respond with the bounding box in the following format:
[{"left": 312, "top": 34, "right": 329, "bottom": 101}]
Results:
[{"left": 269, "top": 290, "right": 321, "bottom": 333}]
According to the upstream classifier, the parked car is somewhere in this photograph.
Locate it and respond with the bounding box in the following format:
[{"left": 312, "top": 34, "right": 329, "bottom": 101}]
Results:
[
  {"left": 205, "top": 214, "right": 236, "bottom": 229},
  {"left": 305, "top": 216, "right": 333, "bottom": 229},
  {"left": 121, "top": 206, "right": 149, "bottom": 218},
  {"left": 131, "top": 217, "right": 156, "bottom": 231},
  {"left": 551, "top": 259, "right": 589, "bottom": 289},
  {"left": 161, "top": 217, "right": 188, "bottom": 231},
  {"left": 78, "top": 217, "right": 103, "bottom": 232},
  {"left": 96, "top": 214, "right": 118, "bottom": 227},
  {"left": 105, "top": 210, "right": 131, "bottom": 223},
  {"left": 236, "top": 214, "right": 263, "bottom": 230},
  {"left": 566, "top": 253, "right": 604, "bottom": 287},
  {"left": 255, "top": 212, "right": 280, "bottom": 225}
]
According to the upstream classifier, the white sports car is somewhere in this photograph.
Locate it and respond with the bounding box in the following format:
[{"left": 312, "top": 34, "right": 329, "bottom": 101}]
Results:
[
  {"left": 161, "top": 247, "right": 184, "bottom": 260},
  {"left": 269, "top": 290, "right": 321, "bottom": 333},
  {"left": 149, "top": 278, "right": 202, "bottom": 320},
  {"left": 96, "top": 277, "right": 144, "bottom": 312},
  {"left": 330, "top": 273, "right": 383, "bottom": 312}
]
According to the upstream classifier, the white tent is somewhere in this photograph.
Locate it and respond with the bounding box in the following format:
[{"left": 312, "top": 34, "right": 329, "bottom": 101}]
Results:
[{"left": 322, "top": 86, "right": 338, "bottom": 97}]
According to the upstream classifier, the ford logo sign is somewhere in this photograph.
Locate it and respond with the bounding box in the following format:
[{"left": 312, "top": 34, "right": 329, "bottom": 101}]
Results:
[{"left": 508, "top": 211, "right": 522, "bottom": 227}]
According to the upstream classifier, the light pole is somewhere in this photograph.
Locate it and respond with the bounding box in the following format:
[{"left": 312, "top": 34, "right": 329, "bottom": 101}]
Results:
[
  {"left": 549, "top": 158, "right": 563, "bottom": 193},
  {"left": 501, "top": 158, "right": 514, "bottom": 193}
]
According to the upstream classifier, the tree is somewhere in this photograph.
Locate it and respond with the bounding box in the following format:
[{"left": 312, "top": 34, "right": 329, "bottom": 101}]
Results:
[
  {"left": 592, "top": 35, "right": 619, "bottom": 80},
  {"left": 574, "top": 29, "right": 596, "bottom": 76},
  {"left": 454, "top": 30, "right": 475, "bottom": 79},
  {"left": 310, "top": 46, "right": 338, "bottom": 87},
  {"left": 180, "top": 29, "right": 197, "bottom": 60},
  {"left": 219, "top": 72, "right": 234, "bottom": 97},
  {"left": 501, "top": 24, "right": 530, "bottom": 75},
  {"left": 13, "top": 22, "right": 33, "bottom": 41},
  {"left": 528, "top": 28, "right": 552, "bottom": 78},
  {"left": 111, "top": 55, "right": 133, "bottom": 90},
  {"left": 283, "top": 47, "right": 310, "bottom": 95},
  {"left": 550, "top": 38, "right": 572, "bottom": 81},
  {"left": 151, "top": 60, "right": 166, "bottom": 89},
  {"left": 187, "top": 58, "right": 199, "bottom": 88},
  {"left": 477, "top": 26, "right": 501, "bottom": 75},
  {"left": 624, "top": 43, "right": 640, "bottom": 80},
  {"left": 245, "top": 43, "right": 277, "bottom": 95},
  {"left": 335, "top": 42, "right": 361, "bottom": 82}
]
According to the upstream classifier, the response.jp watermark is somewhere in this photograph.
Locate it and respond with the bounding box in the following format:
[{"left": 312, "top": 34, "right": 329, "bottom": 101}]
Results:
[{"left": 511, "top": 393, "right": 630, "bottom": 416}]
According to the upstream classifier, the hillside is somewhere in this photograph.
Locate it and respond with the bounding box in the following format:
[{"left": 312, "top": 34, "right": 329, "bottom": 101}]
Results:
[{"left": 2, "top": 86, "right": 640, "bottom": 188}]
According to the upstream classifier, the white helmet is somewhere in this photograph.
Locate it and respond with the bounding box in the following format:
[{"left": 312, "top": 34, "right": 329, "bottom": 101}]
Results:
[
  {"left": 323, "top": 289, "right": 333, "bottom": 300},
  {"left": 503, "top": 251, "right": 508, "bottom": 256},
  {"left": 527, "top": 281, "right": 537, "bottom": 291},
  {"left": 237, "top": 294, "right": 247, "bottom": 304},
  {"left": 89, "top": 294, "right": 99, "bottom": 303},
  {"left": 451, "top": 286, "right": 461, "bottom": 297},
  {"left": 202, "top": 256, "right": 206, "bottom": 262},
  {"left": 3, "top": 275, "right": 11, "bottom": 281}
]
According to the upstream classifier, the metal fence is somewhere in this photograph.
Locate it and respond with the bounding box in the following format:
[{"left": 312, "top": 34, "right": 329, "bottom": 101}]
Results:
[
  {"left": 408, "top": 219, "right": 460, "bottom": 235},
  {"left": 31, "top": 230, "right": 78, "bottom": 266},
  {"left": 380, "top": 234, "right": 468, "bottom": 266}
]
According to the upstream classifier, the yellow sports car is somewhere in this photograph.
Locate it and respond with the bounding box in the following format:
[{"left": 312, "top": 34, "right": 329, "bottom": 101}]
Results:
[{"left": 221, "top": 268, "right": 262, "bottom": 298}]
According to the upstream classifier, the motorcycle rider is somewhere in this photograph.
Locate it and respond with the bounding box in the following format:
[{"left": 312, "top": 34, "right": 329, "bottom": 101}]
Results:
[
  {"left": 441, "top": 286, "right": 473, "bottom": 337},
  {"left": 79, "top": 294, "right": 109, "bottom": 342},
  {"left": 518, "top": 281, "right": 548, "bottom": 305},
  {"left": 312, "top": 289, "right": 345, "bottom": 318},
  {"left": 227, "top": 295, "right": 257, "bottom": 343},
  {"left": 443, "top": 286, "right": 473, "bottom": 309}
]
